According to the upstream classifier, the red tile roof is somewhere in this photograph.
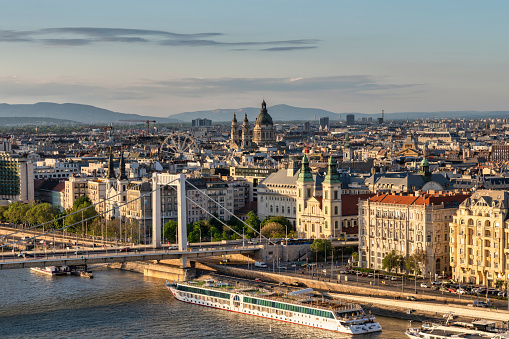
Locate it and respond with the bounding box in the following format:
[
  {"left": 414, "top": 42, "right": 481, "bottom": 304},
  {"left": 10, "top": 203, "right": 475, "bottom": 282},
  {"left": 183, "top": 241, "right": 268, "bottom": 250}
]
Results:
[{"left": 368, "top": 192, "right": 470, "bottom": 206}]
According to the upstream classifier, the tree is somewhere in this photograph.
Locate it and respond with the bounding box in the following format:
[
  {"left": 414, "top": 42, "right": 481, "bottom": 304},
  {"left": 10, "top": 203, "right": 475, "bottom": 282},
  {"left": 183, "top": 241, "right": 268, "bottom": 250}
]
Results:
[
  {"left": 5, "top": 202, "right": 31, "bottom": 225},
  {"left": 245, "top": 211, "right": 260, "bottom": 237},
  {"left": 164, "top": 220, "right": 178, "bottom": 243},
  {"left": 382, "top": 250, "right": 404, "bottom": 273},
  {"left": 261, "top": 222, "right": 285, "bottom": 238},
  {"left": 310, "top": 239, "right": 332, "bottom": 262},
  {"left": 406, "top": 249, "right": 428, "bottom": 276},
  {"left": 0, "top": 205, "right": 8, "bottom": 221},
  {"left": 26, "top": 203, "right": 59, "bottom": 228},
  {"left": 64, "top": 197, "right": 98, "bottom": 233},
  {"left": 262, "top": 215, "right": 293, "bottom": 231}
]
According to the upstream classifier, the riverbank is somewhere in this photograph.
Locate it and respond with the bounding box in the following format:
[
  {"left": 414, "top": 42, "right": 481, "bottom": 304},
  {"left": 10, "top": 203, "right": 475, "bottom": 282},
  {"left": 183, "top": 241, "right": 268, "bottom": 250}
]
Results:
[{"left": 109, "top": 260, "right": 509, "bottom": 323}]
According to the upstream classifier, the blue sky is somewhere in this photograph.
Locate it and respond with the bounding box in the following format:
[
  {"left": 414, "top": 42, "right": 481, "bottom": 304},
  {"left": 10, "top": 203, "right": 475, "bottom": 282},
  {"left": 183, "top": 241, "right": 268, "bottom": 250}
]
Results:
[{"left": 1, "top": 1, "right": 508, "bottom": 117}]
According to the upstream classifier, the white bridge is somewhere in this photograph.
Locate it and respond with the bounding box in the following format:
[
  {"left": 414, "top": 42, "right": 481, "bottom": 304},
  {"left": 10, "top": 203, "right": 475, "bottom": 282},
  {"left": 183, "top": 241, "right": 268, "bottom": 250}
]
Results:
[{"left": 1, "top": 173, "right": 264, "bottom": 270}]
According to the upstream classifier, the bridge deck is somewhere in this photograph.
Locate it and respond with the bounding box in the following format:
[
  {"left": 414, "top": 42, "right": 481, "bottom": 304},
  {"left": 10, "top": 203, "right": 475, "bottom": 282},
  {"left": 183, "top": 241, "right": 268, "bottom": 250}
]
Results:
[{"left": 0, "top": 246, "right": 259, "bottom": 270}]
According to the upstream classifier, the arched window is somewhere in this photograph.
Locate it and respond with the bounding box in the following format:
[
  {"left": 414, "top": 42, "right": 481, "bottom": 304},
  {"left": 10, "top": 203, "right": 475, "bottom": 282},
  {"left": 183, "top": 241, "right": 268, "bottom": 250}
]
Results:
[
  {"left": 334, "top": 206, "right": 338, "bottom": 215},
  {"left": 334, "top": 190, "right": 338, "bottom": 200},
  {"left": 287, "top": 206, "right": 290, "bottom": 214},
  {"left": 276, "top": 205, "right": 279, "bottom": 213},
  {"left": 293, "top": 207, "right": 296, "bottom": 215},
  {"left": 298, "top": 189, "right": 302, "bottom": 198},
  {"left": 325, "top": 206, "right": 328, "bottom": 214},
  {"left": 435, "top": 258, "right": 441, "bottom": 271},
  {"left": 477, "top": 221, "right": 482, "bottom": 227},
  {"left": 298, "top": 204, "right": 301, "bottom": 212},
  {"left": 270, "top": 205, "right": 273, "bottom": 213},
  {"left": 335, "top": 220, "right": 338, "bottom": 229},
  {"left": 485, "top": 220, "right": 491, "bottom": 227},
  {"left": 460, "top": 219, "right": 465, "bottom": 225}
]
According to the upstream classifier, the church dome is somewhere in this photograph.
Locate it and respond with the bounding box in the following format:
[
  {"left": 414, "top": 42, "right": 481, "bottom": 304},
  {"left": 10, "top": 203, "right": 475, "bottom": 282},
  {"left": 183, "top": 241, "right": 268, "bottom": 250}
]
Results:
[
  {"left": 255, "top": 100, "right": 273, "bottom": 125},
  {"left": 421, "top": 157, "right": 429, "bottom": 167}
]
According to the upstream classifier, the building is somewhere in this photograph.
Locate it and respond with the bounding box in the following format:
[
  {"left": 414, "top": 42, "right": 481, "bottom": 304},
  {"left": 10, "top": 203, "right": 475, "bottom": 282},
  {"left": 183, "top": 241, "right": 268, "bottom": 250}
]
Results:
[
  {"left": 34, "top": 159, "right": 79, "bottom": 180},
  {"left": 449, "top": 190, "right": 509, "bottom": 287},
  {"left": 192, "top": 118, "right": 212, "bottom": 127},
  {"left": 230, "top": 166, "right": 278, "bottom": 201},
  {"left": 0, "top": 152, "right": 34, "bottom": 203},
  {"left": 63, "top": 176, "right": 89, "bottom": 209},
  {"left": 346, "top": 114, "right": 355, "bottom": 125},
  {"left": 319, "top": 117, "right": 329, "bottom": 131},
  {"left": 358, "top": 191, "right": 470, "bottom": 278},
  {"left": 230, "top": 100, "right": 276, "bottom": 150}
]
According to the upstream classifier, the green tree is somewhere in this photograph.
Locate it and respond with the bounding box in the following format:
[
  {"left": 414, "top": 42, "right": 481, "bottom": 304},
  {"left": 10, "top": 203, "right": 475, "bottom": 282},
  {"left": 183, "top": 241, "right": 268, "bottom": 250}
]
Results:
[
  {"left": 262, "top": 215, "right": 292, "bottom": 230},
  {"left": 26, "top": 203, "right": 59, "bottom": 228},
  {"left": 382, "top": 250, "right": 404, "bottom": 273},
  {"left": 64, "top": 197, "right": 98, "bottom": 233},
  {"left": 5, "top": 202, "right": 31, "bottom": 225},
  {"left": 0, "top": 205, "right": 8, "bottom": 222},
  {"left": 261, "top": 222, "right": 285, "bottom": 238},
  {"left": 163, "top": 220, "right": 178, "bottom": 243},
  {"left": 310, "top": 239, "right": 332, "bottom": 262},
  {"left": 245, "top": 211, "right": 260, "bottom": 237},
  {"left": 406, "top": 249, "right": 427, "bottom": 276}
]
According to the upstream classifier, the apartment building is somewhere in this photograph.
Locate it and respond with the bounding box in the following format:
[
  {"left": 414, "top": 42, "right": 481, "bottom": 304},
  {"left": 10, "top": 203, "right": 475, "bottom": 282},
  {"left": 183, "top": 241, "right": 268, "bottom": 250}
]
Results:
[
  {"left": 358, "top": 191, "right": 470, "bottom": 278},
  {"left": 449, "top": 190, "right": 509, "bottom": 287}
]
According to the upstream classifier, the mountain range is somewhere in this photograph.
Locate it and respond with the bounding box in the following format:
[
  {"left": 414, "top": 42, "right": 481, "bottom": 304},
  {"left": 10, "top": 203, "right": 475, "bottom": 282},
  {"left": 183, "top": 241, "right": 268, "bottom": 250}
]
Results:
[
  {"left": 0, "top": 102, "right": 508, "bottom": 125},
  {"left": 0, "top": 102, "right": 181, "bottom": 124}
]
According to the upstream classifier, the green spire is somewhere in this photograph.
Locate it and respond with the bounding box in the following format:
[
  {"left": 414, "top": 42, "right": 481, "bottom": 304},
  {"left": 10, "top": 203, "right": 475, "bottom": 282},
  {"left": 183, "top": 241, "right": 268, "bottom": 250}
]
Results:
[
  {"left": 296, "top": 154, "right": 313, "bottom": 182},
  {"left": 344, "top": 133, "right": 350, "bottom": 149},
  {"left": 323, "top": 156, "right": 340, "bottom": 184}
]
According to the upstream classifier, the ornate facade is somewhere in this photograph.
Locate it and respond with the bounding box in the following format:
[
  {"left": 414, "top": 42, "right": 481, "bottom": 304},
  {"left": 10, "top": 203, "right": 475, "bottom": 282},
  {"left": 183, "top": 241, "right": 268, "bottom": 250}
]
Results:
[{"left": 449, "top": 190, "right": 509, "bottom": 287}]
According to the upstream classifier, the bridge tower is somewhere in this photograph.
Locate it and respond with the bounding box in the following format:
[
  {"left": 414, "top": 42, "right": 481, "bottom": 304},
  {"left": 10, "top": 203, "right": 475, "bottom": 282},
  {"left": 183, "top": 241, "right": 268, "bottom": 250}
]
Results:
[{"left": 152, "top": 173, "right": 187, "bottom": 268}]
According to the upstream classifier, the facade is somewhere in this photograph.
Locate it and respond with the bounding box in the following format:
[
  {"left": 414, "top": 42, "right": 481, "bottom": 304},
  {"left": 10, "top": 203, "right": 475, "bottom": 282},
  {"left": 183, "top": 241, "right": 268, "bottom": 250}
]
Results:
[
  {"left": 346, "top": 114, "right": 355, "bottom": 125},
  {"left": 319, "top": 117, "right": 329, "bottom": 131},
  {"left": 63, "top": 176, "right": 89, "bottom": 209},
  {"left": 449, "top": 190, "right": 509, "bottom": 287},
  {"left": 34, "top": 159, "right": 79, "bottom": 180},
  {"left": 230, "top": 166, "right": 278, "bottom": 201},
  {"left": 0, "top": 152, "right": 34, "bottom": 202},
  {"left": 296, "top": 155, "right": 342, "bottom": 239},
  {"left": 192, "top": 118, "right": 212, "bottom": 127},
  {"left": 358, "top": 192, "right": 470, "bottom": 278}
]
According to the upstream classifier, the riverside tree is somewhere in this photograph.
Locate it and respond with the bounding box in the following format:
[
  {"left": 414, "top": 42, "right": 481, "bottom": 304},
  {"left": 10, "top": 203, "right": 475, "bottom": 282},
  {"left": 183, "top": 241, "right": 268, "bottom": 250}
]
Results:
[
  {"left": 310, "top": 239, "right": 332, "bottom": 262},
  {"left": 382, "top": 250, "right": 404, "bottom": 273}
]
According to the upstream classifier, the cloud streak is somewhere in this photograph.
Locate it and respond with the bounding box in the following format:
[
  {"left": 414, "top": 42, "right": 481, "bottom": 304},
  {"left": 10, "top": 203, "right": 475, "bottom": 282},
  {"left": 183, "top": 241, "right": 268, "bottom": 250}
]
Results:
[{"left": 0, "top": 27, "right": 318, "bottom": 51}]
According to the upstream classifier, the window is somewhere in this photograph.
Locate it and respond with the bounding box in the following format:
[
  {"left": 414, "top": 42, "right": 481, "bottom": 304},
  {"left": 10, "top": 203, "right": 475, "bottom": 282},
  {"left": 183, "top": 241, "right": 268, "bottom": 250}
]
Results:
[
  {"left": 334, "top": 190, "right": 338, "bottom": 200},
  {"left": 307, "top": 189, "right": 311, "bottom": 198},
  {"left": 324, "top": 190, "right": 328, "bottom": 199},
  {"left": 325, "top": 206, "right": 328, "bottom": 214},
  {"left": 334, "top": 206, "right": 338, "bottom": 215}
]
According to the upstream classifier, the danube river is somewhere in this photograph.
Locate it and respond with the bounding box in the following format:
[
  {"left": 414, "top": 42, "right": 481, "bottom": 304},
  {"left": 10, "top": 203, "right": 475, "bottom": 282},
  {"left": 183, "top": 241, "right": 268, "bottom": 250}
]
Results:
[{"left": 0, "top": 268, "right": 413, "bottom": 338}]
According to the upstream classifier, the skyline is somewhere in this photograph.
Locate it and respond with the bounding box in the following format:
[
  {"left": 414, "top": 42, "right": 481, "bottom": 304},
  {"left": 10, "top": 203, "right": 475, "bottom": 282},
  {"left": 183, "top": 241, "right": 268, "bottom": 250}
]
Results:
[{"left": 1, "top": 1, "right": 508, "bottom": 117}]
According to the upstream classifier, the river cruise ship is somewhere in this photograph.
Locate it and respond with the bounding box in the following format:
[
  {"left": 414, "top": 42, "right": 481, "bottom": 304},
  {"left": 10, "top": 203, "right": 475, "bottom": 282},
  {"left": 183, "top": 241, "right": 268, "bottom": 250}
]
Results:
[
  {"left": 165, "top": 280, "right": 381, "bottom": 335},
  {"left": 406, "top": 320, "right": 509, "bottom": 339}
]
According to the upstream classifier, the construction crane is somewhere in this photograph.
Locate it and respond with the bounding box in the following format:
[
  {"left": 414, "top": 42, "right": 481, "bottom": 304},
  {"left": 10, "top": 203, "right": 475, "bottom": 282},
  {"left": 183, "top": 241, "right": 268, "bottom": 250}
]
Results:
[
  {"left": 88, "top": 125, "right": 114, "bottom": 139},
  {"left": 119, "top": 120, "right": 156, "bottom": 136}
]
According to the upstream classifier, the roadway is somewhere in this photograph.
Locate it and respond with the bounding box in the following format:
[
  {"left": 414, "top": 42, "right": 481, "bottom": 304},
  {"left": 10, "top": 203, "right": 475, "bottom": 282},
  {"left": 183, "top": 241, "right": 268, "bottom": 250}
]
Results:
[{"left": 0, "top": 244, "right": 260, "bottom": 270}]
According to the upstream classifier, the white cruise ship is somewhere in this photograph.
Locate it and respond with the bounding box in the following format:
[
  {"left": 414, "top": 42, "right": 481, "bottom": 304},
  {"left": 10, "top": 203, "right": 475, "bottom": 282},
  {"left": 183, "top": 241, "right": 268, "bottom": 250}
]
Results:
[{"left": 165, "top": 280, "right": 382, "bottom": 335}]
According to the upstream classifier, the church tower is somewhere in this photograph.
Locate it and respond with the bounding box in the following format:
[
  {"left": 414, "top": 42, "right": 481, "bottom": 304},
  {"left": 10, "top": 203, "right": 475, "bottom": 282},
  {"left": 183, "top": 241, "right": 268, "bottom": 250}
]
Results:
[
  {"left": 322, "top": 156, "right": 342, "bottom": 238},
  {"left": 106, "top": 151, "right": 116, "bottom": 189},
  {"left": 296, "top": 153, "right": 314, "bottom": 237},
  {"left": 230, "top": 113, "right": 239, "bottom": 148},
  {"left": 241, "top": 112, "right": 251, "bottom": 149},
  {"left": 117, "top": 151, "right": 129, "bottom": 218},
  {"left": 343, "top": 134, "right": 353, "bottom": 162}
]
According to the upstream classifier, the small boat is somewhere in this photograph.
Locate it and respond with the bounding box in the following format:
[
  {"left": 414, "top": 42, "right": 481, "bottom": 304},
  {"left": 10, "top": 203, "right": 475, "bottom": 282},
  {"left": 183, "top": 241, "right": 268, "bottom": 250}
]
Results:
[
  {"left": 31, "top": 266, "right": 71, "bottom": 276},
  {"left": 79, "top": 271, "right": 94, "bottom": 279}
]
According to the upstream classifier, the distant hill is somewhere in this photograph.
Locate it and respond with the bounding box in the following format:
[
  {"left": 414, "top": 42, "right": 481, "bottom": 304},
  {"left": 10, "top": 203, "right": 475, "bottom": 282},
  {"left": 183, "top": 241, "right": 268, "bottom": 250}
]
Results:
[
  {"left": 169, "top": 104, "right": 337, "bottom": 122},
  {"left": 170, "top": 105, "right": 509, "bottom": 122},
  {"left": 0, "top": 102, "right": 182, "bottom": 124}
]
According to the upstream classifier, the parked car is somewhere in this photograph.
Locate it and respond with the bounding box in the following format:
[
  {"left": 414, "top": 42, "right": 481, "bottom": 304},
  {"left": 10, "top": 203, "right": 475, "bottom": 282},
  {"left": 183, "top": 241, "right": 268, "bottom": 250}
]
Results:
[
  {"left": 361, "top": 273, "right": 368, "bottom": 277},
  {"left": 367, "top": 273, "right": 374, "bottom": 278},
  {"left": 339, "top": 270, "right": 348, "bottom": 274},
  {"left": 391, "top": 276, "right": 398, "bottom": 281},
  {"left": 407, "top": 296, "right": 417, "bottom": 301},
  {"left": 18, "top": 252, "right": 34, "bottom": 258},
  {"left": 431, "top": 281, "right": 442, "bottom": 286},
  {"left": 119, "top": 247, "right": 131, "bottom": 252},
  {"left": 278, "top": 266, "right": 287, "bottom": 270},
  {"left": 254, "top": 278, "right": 262, "bottom": 282},
  {"left": 420, "top": 283, "right": 428, "bottom": 288}
]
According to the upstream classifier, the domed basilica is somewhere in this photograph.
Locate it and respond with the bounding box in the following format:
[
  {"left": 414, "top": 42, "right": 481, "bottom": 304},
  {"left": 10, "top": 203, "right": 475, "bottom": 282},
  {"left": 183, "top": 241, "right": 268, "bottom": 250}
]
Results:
[{"left": 230, "top": 99, "right": 276, "bottom": 150}]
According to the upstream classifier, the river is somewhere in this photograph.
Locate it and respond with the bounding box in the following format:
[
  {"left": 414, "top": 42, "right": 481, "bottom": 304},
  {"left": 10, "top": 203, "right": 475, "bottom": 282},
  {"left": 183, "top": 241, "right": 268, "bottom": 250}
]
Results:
[{"left": 0, "top": 267, "right": 413, "bottom": 338}]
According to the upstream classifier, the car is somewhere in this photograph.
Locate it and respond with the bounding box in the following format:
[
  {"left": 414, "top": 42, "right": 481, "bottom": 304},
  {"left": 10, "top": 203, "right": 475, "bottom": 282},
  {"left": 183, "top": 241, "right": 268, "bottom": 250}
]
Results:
[
  {"left": 17, "top": 252, "right": 34, "bottom": 258},
  {"left": 119, "top": 247, "right": 131, "bottom": 252},
  {"left": 322, "top": 269, "right": 327, "bottom": 273},
  {"left": 361, "top": 273, "right": 368, "bottom": 277},
  {"left": 367, "top": 273, "right": 374, "bottom": 278},
  {"left": 254, "top": 278, "right": 262, "bottom": 282},
  {"left": 278, "top": 282, "right": 286, "bottom": 286},
  {"left": 391, "top": 276, "right": 398, "bottom": 281},
  {"left": 447, "top": 288, "right": 456, "bottom": 293},
  {"left": 431, "top": 281, "right": 442, "bottom": 286},
  {"left": 457, "top": 288, "right": 467, "bottom": 294},
  {"left": 406, "top": 296, "right": 417, "bottom": 301},
  {"left": 420, "top": 283, "right": 429, "bottom": 288},
  {"left": 339, "top": 270, "right": 347, "bottom": 274},
  {"left": 74, "top": 250, "right": 84, "bottom": 255},
  {"left": 278, "top": 266, "right": 287, "bottom": 270}
]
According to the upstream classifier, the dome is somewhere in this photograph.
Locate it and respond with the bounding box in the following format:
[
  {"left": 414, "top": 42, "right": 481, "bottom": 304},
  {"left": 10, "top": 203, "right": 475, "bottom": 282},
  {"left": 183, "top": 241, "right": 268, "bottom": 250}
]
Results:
[
  {"left": 255, "top": 100, "right": 273, "bottom": 125},
  {"left": 421, "top": 157, "right": 429, "bottom": 167}
]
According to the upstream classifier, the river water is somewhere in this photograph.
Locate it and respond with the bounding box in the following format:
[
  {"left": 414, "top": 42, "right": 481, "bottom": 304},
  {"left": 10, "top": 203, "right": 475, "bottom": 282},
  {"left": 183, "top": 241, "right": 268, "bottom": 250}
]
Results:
[{"left": 0, "top": 268, "right": 413, "bottom": 338}]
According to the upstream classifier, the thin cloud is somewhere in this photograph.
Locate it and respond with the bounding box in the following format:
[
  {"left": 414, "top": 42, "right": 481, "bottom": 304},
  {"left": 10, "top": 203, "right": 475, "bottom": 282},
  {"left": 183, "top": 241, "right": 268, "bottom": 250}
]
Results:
[{"left": 0, "top": 27, "right": 319, "bottom": 51}]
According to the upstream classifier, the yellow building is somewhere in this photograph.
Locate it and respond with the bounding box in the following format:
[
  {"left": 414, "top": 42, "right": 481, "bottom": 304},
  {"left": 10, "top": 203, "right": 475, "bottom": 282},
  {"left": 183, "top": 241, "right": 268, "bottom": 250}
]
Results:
[{"left": 449, "top": 190, "right": 509, "bottom": 287}]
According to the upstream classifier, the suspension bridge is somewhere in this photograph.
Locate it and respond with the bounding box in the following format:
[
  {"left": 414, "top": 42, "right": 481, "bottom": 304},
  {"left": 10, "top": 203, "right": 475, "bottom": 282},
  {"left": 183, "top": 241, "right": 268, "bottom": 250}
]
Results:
[{"left": 0, "top": 173, "right": 265, "bottom": 273}]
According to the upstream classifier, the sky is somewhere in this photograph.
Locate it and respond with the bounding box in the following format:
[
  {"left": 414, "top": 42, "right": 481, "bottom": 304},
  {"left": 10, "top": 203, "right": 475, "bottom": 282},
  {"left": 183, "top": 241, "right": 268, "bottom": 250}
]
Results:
[{"left": 1, "top": 1, "right": 508, "bottom": 117}]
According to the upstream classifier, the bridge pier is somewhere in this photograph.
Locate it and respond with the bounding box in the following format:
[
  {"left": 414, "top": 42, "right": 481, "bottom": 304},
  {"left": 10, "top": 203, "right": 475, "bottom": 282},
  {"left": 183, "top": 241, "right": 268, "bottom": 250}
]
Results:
[{"left": 152, "top": 173, "right": 187, "bottom": 269}]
